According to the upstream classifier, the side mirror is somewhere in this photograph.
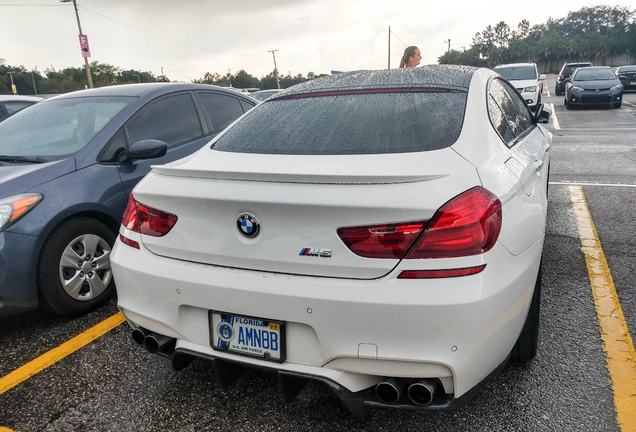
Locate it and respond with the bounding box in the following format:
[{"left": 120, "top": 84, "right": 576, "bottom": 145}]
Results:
[
  {"left": 535, "top": 103, "right": 551, "bottom": 124},
  {"left": 539, "top": 74, "right": 546, "bottom": 80},
  {"left": 119, "top": 139, "right": 168, "bottom": 163}
]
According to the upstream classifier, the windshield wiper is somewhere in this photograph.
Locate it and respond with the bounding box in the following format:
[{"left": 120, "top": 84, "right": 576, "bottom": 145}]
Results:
[{"left": 0, "top": 155, "right": 48, "bottom": 164}]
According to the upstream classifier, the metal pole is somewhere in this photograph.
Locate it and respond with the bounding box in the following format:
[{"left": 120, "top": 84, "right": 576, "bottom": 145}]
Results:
[
  {"left": 267, "top": 50, "right": 280, "bottom": 89},
  {"left": 68, "top": 0, "right": 93, "bottom": 88},
  {"left": 7, "top": 72, "right": 16, "bottom": 94},
  {"left": 447, "top": 39, "right": 451, "bottom": 53},
  {"left": 388, "top": 26, "right": 391, "bottom": 69},
  {"left": 31, "top": 70, "right": 38, "bottom": 95}
]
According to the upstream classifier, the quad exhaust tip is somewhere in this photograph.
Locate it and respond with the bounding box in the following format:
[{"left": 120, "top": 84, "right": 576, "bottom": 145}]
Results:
[
  {"left": 407, "top": 380, "right": 437, "bottom": 406},
  {"left": 130, "top": 328, "right": 175, "bottom": 354},
  {"left": 375, "top": 378, "right": 438, "bottom": 406},
  {"left": 375, "top": 378, "right": 401, "bottom": 404}
]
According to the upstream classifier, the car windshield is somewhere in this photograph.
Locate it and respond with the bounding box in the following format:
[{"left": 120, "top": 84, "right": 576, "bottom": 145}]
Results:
[
  {"left": 617, "top": 66, "right": 636, "bottom": 73},
  {"left": 494, "top": 66, "right": 536, "bottom": 80},
  {"left": 574, "top": 68, "right": 617, "bottom": 81},
  {"left": 212, "top": 90, "right": 468, "bottom": 155},
  {"left": 0, "top": 96, "right": 133, "bottom": 159},
  {"left": 250, "top": 91, "right": 280, "bottom": 102}
]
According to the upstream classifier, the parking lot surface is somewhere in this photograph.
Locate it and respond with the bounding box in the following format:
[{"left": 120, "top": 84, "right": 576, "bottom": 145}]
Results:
[{"left": 1, "top": 76, "right": 635, "bottom": 431}]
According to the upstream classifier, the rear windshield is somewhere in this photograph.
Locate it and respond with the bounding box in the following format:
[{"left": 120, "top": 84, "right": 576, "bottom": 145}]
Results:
[
  {"left": 563, "top": 64, "right": 591, "bottom": 76},
  {"left": 494, "top": 66, "right": 536, "bottom": 80},
  {"left": 212, "top": 91, "right": 468, "bottom": 155},
  {"left": 617, "top": 66, "right": 636, "bottom": 73}
]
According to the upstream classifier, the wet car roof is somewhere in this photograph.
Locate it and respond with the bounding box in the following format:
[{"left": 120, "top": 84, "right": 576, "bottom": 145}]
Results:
[{"left": 271, "top": 65, "right": 479, "bottom": 98}]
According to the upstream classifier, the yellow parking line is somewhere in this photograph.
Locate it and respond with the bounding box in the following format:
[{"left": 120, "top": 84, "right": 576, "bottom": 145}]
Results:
[
  {"left": 570, "top": 186, "right": 636, "bottom": 430},
  {"left": 0, "top": 312, "right": 125, "bottom": 395},
  {"left": 0, "top": 427, "right": 18, "bottom": 432}
]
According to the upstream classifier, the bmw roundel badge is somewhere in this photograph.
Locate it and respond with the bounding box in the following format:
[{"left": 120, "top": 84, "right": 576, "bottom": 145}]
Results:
[{"left": 237, "top": 213, "right": 260, "bottom": 238}]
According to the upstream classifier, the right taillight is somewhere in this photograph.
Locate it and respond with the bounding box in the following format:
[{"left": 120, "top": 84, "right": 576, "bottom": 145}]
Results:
[
  {"left": 121, "top": 193, "right": 178, "bottom": 237},
  {"left": 337, "top": 187, "right": 501, "bottom": 260},
  {"left": 406, "top": 187, "right": 501, "bottom": 259}
]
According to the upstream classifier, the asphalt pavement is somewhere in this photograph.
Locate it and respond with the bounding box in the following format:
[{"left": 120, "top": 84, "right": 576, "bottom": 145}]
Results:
[{"left": 1, "top": 76, "right": 635, "bottom": 431}]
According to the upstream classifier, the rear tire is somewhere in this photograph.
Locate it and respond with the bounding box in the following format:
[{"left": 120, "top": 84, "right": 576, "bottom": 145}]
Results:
[
  {"left": 38, "top": 217, "right": 116, "bottom": 316},
  {"left": 510, "top": 267, "right": 542, "bottom": 362},
  {"left": 554, "top": 85, "right": 562, "bottom": 96}
]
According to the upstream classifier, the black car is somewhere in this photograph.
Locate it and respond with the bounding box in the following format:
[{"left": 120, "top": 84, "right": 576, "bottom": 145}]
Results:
[
  {"left": 554, "top": 62, "right": 593, "bottom": 95},
  {"left": 564, "top": 66, "right": 623, "bottom": 109},
  {"left": 616, "top": 65, "right": 636, "bottom": 91},
  {"left": 0, "top": 83, "right": 257, "bottom": 317}
]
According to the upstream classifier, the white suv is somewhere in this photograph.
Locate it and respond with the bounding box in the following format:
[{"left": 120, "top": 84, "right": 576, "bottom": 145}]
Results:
[{"left": 493, "top": 62, "right": 545, "bottom": 111}]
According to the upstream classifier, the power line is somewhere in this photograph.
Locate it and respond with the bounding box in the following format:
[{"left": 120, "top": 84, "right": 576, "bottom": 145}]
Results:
[
  {"left": 389, "top": 29, "right": 409, "bottom": 47},
  {"left": 78, "top": 5, "right": 261, "bottom": 58},
  {"left": 0, "top": 3, "right": 65, "bottom": 5}
]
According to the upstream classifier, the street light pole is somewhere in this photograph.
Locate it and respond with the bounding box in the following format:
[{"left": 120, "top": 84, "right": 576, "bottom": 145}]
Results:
[
  {"left": 31, "top": 69, "right": 38, "bottom": 95},
  {"left": 61, "top": 0, "right": 93, "bottom": 88},
  {"left": 133, "top": 75, "right": 140, "bottom": 83},
  {"left": 267, "top": 49, "right": 280, "bottom": 89},
  {"left": 7, "top": 71, "right": 16, "bottom": 94}
]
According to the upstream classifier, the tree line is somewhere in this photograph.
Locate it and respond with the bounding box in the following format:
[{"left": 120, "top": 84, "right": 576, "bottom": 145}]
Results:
[
  {"left": 438, "top": 5, "right": 636, "bottom": 70},
  {"left": 0, "top": 58, "right": 327, "bottom": 96}
]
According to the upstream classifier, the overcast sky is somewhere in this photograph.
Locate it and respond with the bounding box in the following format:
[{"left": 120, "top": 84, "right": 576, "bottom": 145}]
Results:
[{"left": 1, "top": 0, "right": 634, "bottom": 82}]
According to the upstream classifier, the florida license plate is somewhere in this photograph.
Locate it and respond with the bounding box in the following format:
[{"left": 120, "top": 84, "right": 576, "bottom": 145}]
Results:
[{"left": 210, "top": 312, "right": 285, "bottom": 362}]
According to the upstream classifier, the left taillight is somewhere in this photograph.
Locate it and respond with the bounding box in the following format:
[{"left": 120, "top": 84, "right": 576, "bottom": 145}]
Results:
[{"left": 120, "top": 193, "right": 178, "bottom": 248}]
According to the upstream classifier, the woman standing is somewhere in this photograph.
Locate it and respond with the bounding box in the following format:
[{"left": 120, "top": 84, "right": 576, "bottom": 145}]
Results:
[{"left": 399, "top": 46, "right": 422, "bottom": 68}]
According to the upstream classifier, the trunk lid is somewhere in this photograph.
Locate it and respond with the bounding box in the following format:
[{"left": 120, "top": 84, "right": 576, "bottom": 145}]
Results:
[{"left": 133, "top": 149, "right": 480, "bottom": 279}]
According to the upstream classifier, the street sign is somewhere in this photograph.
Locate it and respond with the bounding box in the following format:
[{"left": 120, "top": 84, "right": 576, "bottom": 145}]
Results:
[{"left": 79, "top": 34, "right": 91, "bottom": 58}]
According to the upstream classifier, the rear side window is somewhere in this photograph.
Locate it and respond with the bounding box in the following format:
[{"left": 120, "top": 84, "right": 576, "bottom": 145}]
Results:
[
  {"left": 126, "top": 93, "right": 202, "bottom": 147},
  {"left": 488, "top": 79, "right": 533, "bottom": 147},
  {"left": 198, "top": 92, "right": 245, "bottom": 132},
  {"left": 213, "top": 91, "right": 468, "bottom": 155}
]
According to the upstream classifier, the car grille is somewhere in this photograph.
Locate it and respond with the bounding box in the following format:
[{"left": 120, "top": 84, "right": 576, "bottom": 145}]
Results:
[{"left": 581, "top": 94, "right": 613, "bottom": 104}]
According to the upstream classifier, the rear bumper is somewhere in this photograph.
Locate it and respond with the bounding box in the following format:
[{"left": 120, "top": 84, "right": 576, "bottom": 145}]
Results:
[
  {"left": 0, "top": 230, "right": 39, "bottom": 318},
  {"left": 112, "top": 231, "right": 543, "bottom": 411}
]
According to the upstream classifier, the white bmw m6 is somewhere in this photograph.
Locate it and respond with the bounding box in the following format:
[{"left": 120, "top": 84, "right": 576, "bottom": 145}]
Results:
[{"left": 111, "top": 65, "right": 552, "bottom": 415}]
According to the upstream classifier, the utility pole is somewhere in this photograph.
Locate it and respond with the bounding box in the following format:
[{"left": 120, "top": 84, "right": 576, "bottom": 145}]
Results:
[
  {"left": 61, "top": 0, "right": 94, "bottom": 88},
  {"left": 444, "top": 39, "right": 451, "bottom": 53},
  {"left": 388, "top": 26, "right": 391, "bottom": 69},
  {"left": 267, "top": 49, "right": 280, "bottom": 89},
  {"left": 31, "top": 69, "right": 38, "bottom": 95}
]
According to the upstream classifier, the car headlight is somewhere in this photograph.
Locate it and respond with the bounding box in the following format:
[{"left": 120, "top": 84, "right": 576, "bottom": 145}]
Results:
[
  {"left": 523, "top": 86, "right": 537, "bottom": 93},
  {"left": 610, "top": 84, "right": 623, "bottom": 91},
  {"left": 571, "top": 86, "right": 584, "bottom": 92},
  {"left": 0, "top": 193, "right": 43, "bottom": 232}
]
